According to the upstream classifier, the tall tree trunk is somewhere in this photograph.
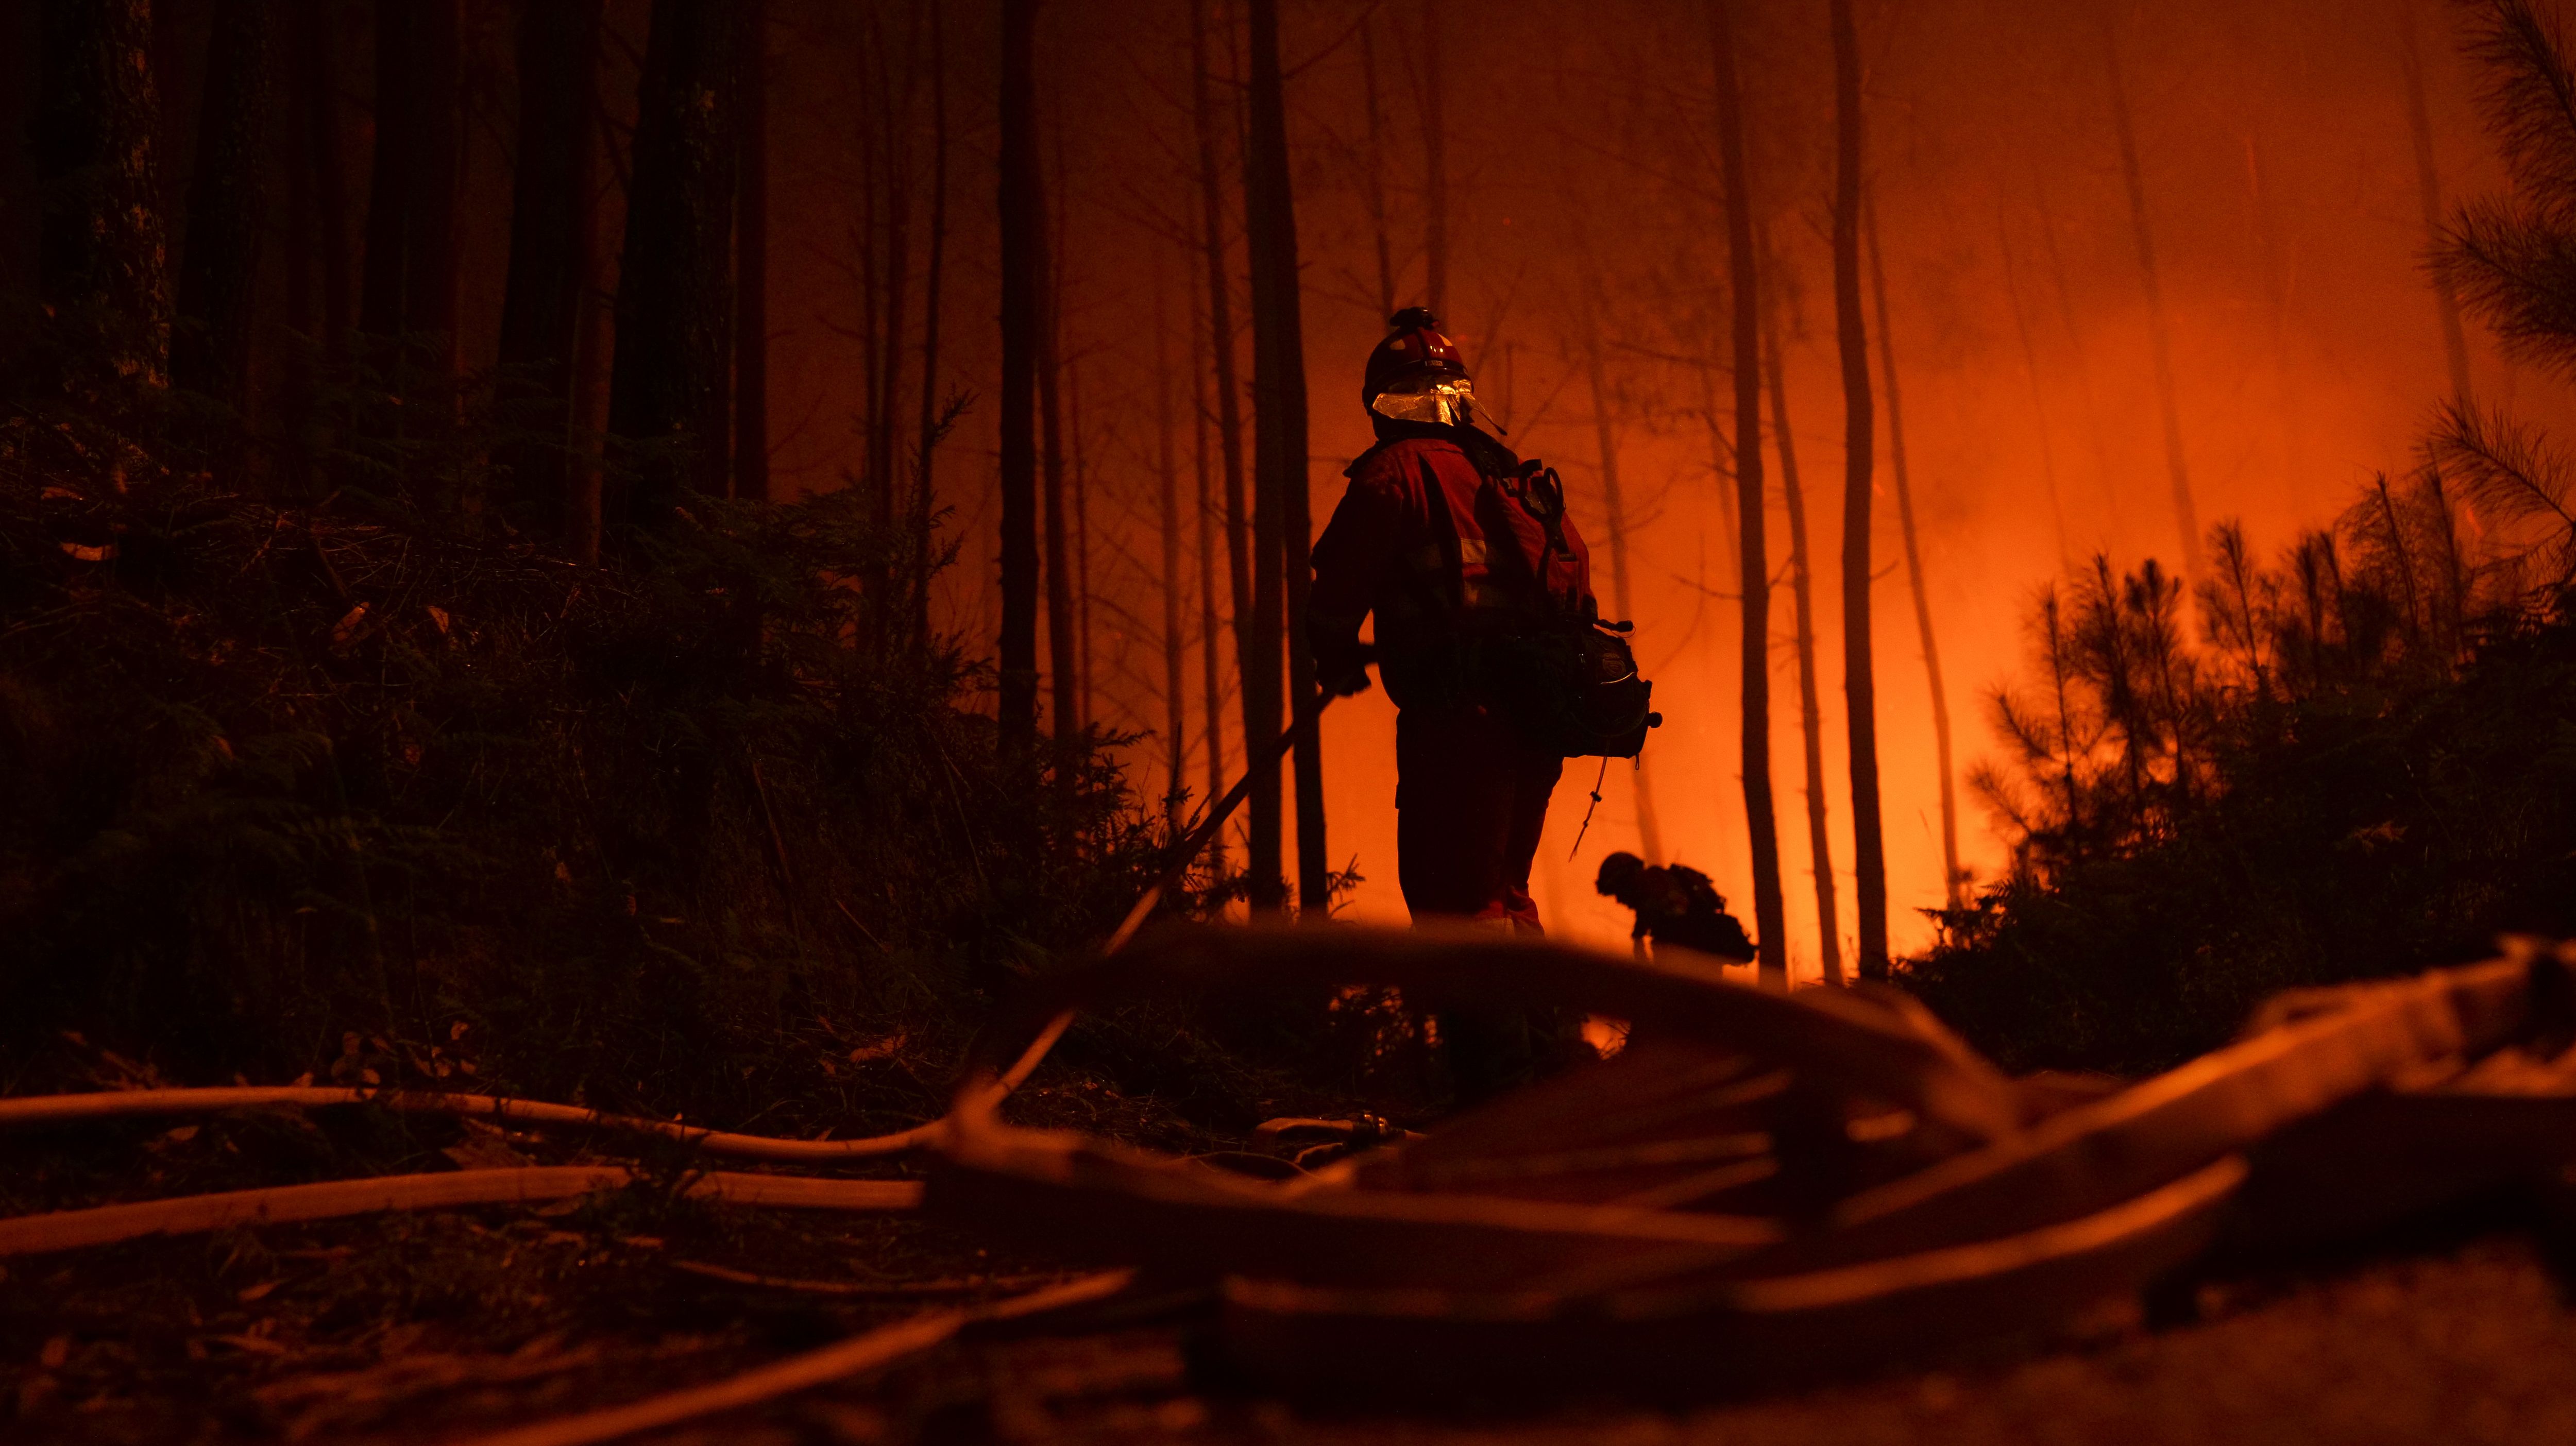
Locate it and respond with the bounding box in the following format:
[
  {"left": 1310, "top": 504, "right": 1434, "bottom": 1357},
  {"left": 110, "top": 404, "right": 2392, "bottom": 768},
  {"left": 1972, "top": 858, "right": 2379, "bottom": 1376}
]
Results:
[
  {"left": 1191, "top": 0, "right": 1256, "bottom": 859},
  {"left": 1072, "top": 356, "right": 1094, "bottom": 733},
  {"left": 359, "top": 0, "right": 413, "bottom": 344},
  {"left": 995, "top": 0, "right": 1042, "bottom": 755},
  {"left": 293, "top": 0, "right": 352, "bottom": 354},
  {"left": 409, "top": 0, "right": 461, "bottom": 403},
  {"left": 606, "top": 0, "right": 737, "bottom": 527},
  {"left": 1359, "top": 14, "right": 1397, "bottom": 319},
  {"left": 1761, "top": 278, "right": 1843, "bottom": 986},
  {"left": 35, "top": 0, "right": 171, "bottom": 393},
  {"left": 733, "top": 0, "right": 769, "bottom": 501},
  {"left": 1709, "top": 0, "right": 1787, "bottom": 988},
  {"left": 1694, "top": 359, "right": 1742, "bottom": 596},
  {"left": 1191, "top": 263, "right": 1229, "bottom": 870},
  {"left": 1157, "top": 275, "right": 1190, "bottom": 836},
  {"left": 1417, "top": 5, "right": 1447, "bottom": 320},
  {"left": 1832, "top": 0, "right": 1889, "bottom": 980},
  {"left": 2032, "top": 169, "right": 2121, "bottom": 530},
  {"left": 1246, "top": 0, "right": 1323, "bottom": 915},
  {"left": 2397, "top": 0, "right": 2474, "bottom": 402},
  {"left": 871, "top": 11, "right": 916, "bottom": 526},
  {"left": 2241, "top": 131, "right": 2302, "bottom": 478},
  {"left": 1582, "top": 324, "right": 1664, "bottom": 864},
  {"left": 2102, "top": 16, "right": 2202, "bottom": 584},
  {"left": 497, "top": 0, "right": 603, "bottom": 530},
  {"left": 174, "top": 0, "right": 275, "bottom": 410},
  {"left": 1865, "top": 193, "right": 1960, "bottom": 912},
  {"left": 912, "top": 0, "right": 950, "bottom": 634},
  {"left": 1994, "top": 204, "right": 2072, "bottom": 567},
  {"left": 1040, "top": 112, "right": 1077, "bottom": 751}
]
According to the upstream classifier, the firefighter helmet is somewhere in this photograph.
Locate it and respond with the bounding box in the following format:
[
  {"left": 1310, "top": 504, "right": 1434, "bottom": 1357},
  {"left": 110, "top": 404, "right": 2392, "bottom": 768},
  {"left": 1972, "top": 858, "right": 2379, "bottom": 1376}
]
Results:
[{"left": 1362, "top": 307, "right": 1471, "bottom": 406}]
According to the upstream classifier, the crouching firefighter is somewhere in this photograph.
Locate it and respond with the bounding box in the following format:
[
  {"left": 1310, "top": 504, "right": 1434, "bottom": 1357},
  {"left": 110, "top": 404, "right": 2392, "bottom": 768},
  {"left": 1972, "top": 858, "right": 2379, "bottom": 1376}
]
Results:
[{"left": 1308, "top": 308, "right": 1662, "bottom": 1101}]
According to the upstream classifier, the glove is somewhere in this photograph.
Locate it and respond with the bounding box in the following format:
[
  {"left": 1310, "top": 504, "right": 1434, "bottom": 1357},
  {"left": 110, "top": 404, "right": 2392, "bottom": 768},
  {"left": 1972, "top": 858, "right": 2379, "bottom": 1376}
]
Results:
[{"left": 1320, "top": 661, "right": 1374, "bottom": 699}]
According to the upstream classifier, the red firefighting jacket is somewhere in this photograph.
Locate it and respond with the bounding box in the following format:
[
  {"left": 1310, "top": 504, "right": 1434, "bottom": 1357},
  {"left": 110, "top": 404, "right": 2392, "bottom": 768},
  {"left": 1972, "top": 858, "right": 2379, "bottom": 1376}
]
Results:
[{"left": 1309, "top": 431, "right": 1597, "bottom": 711}]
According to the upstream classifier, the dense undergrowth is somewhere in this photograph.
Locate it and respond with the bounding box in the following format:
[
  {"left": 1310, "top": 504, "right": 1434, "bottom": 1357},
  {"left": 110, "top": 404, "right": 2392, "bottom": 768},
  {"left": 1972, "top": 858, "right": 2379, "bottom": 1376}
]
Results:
[
  {"left": 0, "top": 372, "right": 1347, "bottom": 1141},
  {"left": 1905, "top": 573, "right": 2576, "bottom": 1076}
]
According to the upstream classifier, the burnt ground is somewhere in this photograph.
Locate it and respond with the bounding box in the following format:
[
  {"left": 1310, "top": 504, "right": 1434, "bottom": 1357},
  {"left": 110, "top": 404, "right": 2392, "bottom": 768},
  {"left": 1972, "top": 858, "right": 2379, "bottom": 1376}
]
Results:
[{"left": 7, "top": 1127, "right": 2576, "bottom": 1446}]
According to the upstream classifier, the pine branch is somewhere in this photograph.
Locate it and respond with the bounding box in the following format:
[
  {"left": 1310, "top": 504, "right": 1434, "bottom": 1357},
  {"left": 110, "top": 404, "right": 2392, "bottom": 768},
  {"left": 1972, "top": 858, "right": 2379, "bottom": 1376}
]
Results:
[
  {"left": 2456, "top": 0, "right": 2576, "bottom": 215},
  {"left": 2432, "top": 195, "right": 2576, "bottom": 375},
  {"left": 2426, "top": 398, "right": 2576, "bottom": 581}
]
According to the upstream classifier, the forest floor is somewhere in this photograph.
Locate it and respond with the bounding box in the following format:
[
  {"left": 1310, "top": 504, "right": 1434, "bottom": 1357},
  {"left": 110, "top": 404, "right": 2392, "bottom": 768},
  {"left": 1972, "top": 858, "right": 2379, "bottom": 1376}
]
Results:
[{"left": 8, "top": 1120, "right": 2575, "bottom": 1445}]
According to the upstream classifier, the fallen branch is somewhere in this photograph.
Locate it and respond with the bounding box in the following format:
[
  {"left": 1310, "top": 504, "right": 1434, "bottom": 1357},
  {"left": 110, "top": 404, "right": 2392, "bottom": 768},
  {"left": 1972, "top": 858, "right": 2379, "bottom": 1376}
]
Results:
[
  {"left": 665, "top": 1260, "right": 1069, "bottom": 1296},
  {"left": 0, "top": 1168, "right": 922, "bottom": 1257},
  {"left": 439, "top": 1271, "right": 1133, "bottom": 1446},
  {"left": 0, "top": 1085, "right": 947, "bottom": 1162}
]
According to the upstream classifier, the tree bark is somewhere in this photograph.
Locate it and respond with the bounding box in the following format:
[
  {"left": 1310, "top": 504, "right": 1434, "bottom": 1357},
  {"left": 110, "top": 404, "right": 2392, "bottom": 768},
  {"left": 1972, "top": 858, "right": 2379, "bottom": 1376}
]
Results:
[
  {"left": 1994, "top": 205, "right": 2072, "bottom": 568},
  {"left": 996, "top": 0, "right": 1043, "bottom": 754},
  {"left": 733, "top": 0, "right": 769, "bottom": 501},
  {"left": 1157, "top": 275, "right": 1190, "bottom": 836},
  {"left": 358, "top": 0, "right": 414, "bottom": 344},
  {"left": 497, "top": 0, "right": 603, "bottom": 530},
  {"left": 1190, "top": 0, "right": 1255, "bottom": 861},
  {"left": 174, "top": 0, "right": 276, "bottom": 410},
  {"left": 1191, "top": 262, "right": 1229, "bottom": 870},
  {"left": 34, "top": 0, "right": 170, "bottom": 393},
  {"left": 1041, "top": 105, "right": 1077, "bottom": 750},
  {"left": 605, "top": 0, "right": 736, "bottom": 527},
  {"left": 1582, "top": 325, "right": 1664, "bottom": 865},
  {"left": 1417, "top": 4, "right": 1447, "bottom": 320},
  {"left": 2397, "top": 0, "right": 2475, "bottom": 402},
  {"left": 2102, "top": 15, "right": 2202, "bottom": 585},
  {"left": 1865, "top": 193, "right": 1960, "bottom": 912},
  {"left": 293, "top": 0, "right": 351, "bottom": 353},
  {"left": 1072, "top": 356, "right": 1094, "bottom": 733},
  {"left": 1831, "top": 0, "right": 1889, "bottom": 980},
  {"left": 870, "top": 9, "right": 914, "bottom": 527},
  {"left": 1761, "top": 278, "right": 1843, "bottom": 986},
  {"left": 1359, "top": 14, "right": 1397, "bottom": 320},
  {"left": 912, "top": 0, "right": 950, "bottom": 634},
  {"left": 1709, "top": 0, "right": 1787, "bottom": 989},
  {"left": 1246, "top": 0, "right": 1322, "bottom": 915}
]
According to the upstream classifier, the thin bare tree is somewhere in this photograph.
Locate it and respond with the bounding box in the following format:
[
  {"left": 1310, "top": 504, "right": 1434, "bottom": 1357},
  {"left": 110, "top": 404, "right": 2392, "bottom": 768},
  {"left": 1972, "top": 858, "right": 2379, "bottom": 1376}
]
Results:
[
  {"left": 1995, "top": 203, "right": 2073, "bottom": 567},
  {"left": 174, "top": 0, "right": 276, "bottom": 410},
  {"left": 606, "top": 0, "right": 737, "bottom": 524},
  {"left": 1245, "top": 0, "right": 1324, "bottom": 913},
  {"left": 497, "top": 0, "right": 603, "bottom": 532},
  {"left": 1832, "top": 0, "right": 1890, "bottom": 979},
  {"left": 1156, "top": 275, "right": 1190, "bottom": 836},
  {"left": 34, "top": 0, "right": 170, "bottom": 392},
  {"left": 912, "top": 0, "right": 951, "bottom": 633},
  {"left": 1761, "top": 269, "right": 1844, "bottom": 985},
  {"left": 1708, "top": 0, "right": 1787, "bottom": 988},
  {"left": 1581, "top": 314, "right": 1665, "bottom": 864},
  {"left": 2102, "top": 14, "right": 2203, "bottom": 584},
  {"left": 996, "top": 0, "right": 1043, "bottom": 754},
  {"left": 1866, "top": 193, "right": 1961, "bottom": 911},
  {"left": 2399, "top": 0, "right": 2478, "bottom": 401},
  {"left": 733, "top": 0, "right": 769, "bottom": 501},
  {"left": 1190, "top": 0, "right": 1255, "bottom": 842}
]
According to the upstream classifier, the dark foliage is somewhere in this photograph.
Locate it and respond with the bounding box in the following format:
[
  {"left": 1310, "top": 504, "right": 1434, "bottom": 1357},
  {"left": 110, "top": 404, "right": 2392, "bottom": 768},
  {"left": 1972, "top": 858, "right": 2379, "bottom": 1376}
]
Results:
[
  {"left": 1913, "top": 452, "right": 2576, "bottom": 1074},
  {"left": 0, "top": 381, "right": 1180, "bottom": 1138}
]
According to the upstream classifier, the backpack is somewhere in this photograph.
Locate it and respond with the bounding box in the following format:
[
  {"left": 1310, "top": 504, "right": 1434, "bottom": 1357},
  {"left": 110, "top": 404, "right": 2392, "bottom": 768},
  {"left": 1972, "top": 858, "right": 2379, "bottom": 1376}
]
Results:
[
  {"left": 1657, "top": 865, "right": 1757, "bottom": 963},
  {"left": 1476, "top": 465, "right": 1660, "bottom": 759}
]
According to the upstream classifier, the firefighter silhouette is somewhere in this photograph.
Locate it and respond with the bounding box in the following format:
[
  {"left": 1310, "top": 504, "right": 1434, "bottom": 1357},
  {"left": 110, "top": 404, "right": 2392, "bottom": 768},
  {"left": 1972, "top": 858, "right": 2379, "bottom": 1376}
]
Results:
[{"left": 1594, "top": 852, "right": 1758, "bottom": 964}]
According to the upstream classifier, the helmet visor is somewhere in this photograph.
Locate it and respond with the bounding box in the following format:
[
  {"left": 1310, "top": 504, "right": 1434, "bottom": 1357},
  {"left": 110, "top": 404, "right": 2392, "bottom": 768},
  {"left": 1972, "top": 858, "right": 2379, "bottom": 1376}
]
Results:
[{"left": 1369, "top": 376, "right": 1482, "bottom": 429}]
